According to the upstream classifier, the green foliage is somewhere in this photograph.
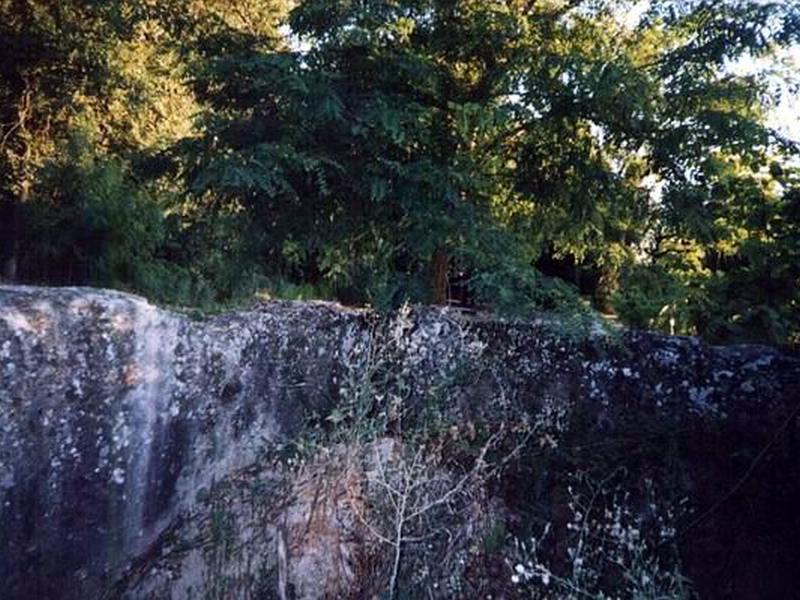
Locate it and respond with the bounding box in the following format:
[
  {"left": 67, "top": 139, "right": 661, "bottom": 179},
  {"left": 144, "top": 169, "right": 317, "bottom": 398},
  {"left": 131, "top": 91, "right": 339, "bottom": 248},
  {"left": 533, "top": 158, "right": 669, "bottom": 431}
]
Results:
[
  {"left": 614, "top": 160, "right": 800, "bottom": 344},
  {"left": 1, "top": 0, "right": 799, "bottom": 344},
  {"left": 612, "top": 264, "right": 689, "bottom": 332},
  {"left": 19, "top": 134, "right": 163, "bottom": 287}
]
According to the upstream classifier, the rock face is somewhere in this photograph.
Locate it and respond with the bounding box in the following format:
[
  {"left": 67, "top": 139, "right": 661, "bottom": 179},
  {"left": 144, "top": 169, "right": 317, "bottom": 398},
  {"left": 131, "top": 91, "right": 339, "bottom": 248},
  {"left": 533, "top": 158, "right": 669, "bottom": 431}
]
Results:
[
  {"left": 0, "top": 286, "right": 365, "bottom": 599},
  {"left": 1, "top": 285, "right": 799, "bottom": 599}
]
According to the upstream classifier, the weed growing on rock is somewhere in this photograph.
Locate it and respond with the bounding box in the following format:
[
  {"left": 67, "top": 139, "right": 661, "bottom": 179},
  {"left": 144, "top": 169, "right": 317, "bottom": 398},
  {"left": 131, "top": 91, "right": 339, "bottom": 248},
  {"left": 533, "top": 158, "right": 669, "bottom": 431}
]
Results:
[
  {"left": 266, "top": 306, "right": 538, "bottom": 596},
  {"left": 508, "top": 472, "right": 693, "bottom": 600}
]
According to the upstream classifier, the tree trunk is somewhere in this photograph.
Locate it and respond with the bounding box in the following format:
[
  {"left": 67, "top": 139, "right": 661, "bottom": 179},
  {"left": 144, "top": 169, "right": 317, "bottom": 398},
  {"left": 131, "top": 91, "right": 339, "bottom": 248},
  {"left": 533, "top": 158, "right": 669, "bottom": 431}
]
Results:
[
  {"left": 2, "top": 86, "right": 34, "bottom": 284},
  {"left": 430, "top": 249, "right": 449, "bottom": 304},
  {"left": 1, "top": 197, "right": 20, "bottom": 282},
  {"left": 594, "top": 265, "right": 619, "bottom": 315}
]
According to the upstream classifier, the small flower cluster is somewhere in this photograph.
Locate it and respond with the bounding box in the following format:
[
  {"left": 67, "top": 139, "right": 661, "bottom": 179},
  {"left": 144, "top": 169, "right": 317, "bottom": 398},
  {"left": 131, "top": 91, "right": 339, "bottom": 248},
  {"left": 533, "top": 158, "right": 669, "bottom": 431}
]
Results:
[
  {"left": 508, "top": 474, "right": 692, "bottom": 600},
  {"left": 531, "top": 395, "right": 572, "bottom": 450}
]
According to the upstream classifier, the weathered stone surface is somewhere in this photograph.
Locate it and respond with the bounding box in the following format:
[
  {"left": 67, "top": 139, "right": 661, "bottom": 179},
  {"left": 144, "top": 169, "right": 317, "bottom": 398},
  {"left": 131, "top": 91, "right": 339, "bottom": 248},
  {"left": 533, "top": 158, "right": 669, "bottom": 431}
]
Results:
[
  {"left": 0, "top": 286, "right": 367, "bottom": 599},
  {"left": 1, "top": 285, "right": 798, "bottom": 599}
]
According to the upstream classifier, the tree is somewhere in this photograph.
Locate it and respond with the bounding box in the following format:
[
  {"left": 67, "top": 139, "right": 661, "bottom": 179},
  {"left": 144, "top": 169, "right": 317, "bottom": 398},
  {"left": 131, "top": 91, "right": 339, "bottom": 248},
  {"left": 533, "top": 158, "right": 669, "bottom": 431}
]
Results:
[
  {"left": 0, "top": 0, "right": 115, "bottom": 278},
  {"left": 2, "top": 0, "right": 798, "bottom": 344},
  {"left": 0, "top": 0, "right": 291, "bottom": 302},
  {"left": 187, "top": 0, "right": 799, "bottom": 336}
]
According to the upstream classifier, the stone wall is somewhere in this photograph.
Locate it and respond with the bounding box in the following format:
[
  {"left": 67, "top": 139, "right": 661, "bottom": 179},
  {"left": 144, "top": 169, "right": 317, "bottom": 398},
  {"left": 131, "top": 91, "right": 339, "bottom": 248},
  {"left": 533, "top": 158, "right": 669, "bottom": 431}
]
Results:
[{"left": 1, "top": 286, "right": 798, "bottom": 599}]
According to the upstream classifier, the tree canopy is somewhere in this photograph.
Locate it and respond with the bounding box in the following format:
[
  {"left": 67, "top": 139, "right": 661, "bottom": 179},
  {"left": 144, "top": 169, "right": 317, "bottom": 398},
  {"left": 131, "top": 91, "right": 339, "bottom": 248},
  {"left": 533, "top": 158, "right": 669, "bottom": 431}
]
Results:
[{"left": 1, "top": 0, "right": 798, "bottom": 345}]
